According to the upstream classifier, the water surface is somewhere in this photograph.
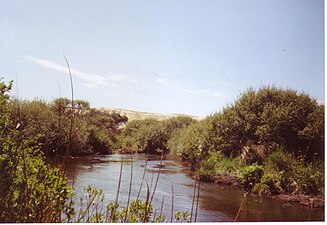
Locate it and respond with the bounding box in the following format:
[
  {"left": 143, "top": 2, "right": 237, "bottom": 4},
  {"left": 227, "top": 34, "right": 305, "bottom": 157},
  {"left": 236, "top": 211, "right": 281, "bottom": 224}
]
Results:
[{"left": 53, "top": 154, "right": 324, "bottom": 222}]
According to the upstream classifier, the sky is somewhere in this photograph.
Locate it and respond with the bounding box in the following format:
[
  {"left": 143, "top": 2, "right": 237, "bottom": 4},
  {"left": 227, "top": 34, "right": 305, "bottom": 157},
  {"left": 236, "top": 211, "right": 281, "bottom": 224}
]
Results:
[{"left": 0, "top": 0, "right": 324, "bottom": 117}]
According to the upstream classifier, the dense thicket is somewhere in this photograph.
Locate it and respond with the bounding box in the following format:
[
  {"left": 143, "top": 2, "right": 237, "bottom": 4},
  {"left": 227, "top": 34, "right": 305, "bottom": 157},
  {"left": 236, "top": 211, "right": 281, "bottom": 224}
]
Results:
[
  {"left": 0, "top": 80, "right": 74, "bottom": 222},
  {"left": 9, "top": 98, "right": 128, "bottom": 155},
  {"left": 122, "top": 86, "right": 324, "bottom": 195},
  {"left": 121, "top": 116, "right": 196, "bottom": 154},
  {"left": 168, "top": 87, "right": 324, "bottom": 162},
  {"left": 215, "top": 87, "right": 324, "bottom": 160}
]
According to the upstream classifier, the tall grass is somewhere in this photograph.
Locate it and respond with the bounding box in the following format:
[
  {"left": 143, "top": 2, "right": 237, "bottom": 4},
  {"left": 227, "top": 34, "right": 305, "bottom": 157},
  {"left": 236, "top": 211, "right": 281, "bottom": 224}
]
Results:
[
  {"left": 124, "top": 153, "right": 133, "bottom": 222},
  {"left": 63, "top": 55, "right": 74, "bottom": 174}
]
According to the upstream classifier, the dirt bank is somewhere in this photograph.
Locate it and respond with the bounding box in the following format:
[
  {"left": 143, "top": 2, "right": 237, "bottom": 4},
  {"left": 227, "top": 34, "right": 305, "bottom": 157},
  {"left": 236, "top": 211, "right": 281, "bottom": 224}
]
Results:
[{"left": 210, "top": 174, "right": 324, "bottom": 209}]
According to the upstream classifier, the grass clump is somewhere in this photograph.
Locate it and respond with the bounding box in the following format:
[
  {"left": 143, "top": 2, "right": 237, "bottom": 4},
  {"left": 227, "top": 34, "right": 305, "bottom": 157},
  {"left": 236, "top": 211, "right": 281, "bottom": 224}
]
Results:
[{"left": 199, "top": 151, "right": 244, "bottom": 181}]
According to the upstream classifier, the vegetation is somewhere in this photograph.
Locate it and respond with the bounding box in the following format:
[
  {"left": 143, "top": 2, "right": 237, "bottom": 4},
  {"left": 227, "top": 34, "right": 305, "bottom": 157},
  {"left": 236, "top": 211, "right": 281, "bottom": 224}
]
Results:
[
  {"left": 0, "top": 75, "right": 324, "bottom": 222},
  {"left": 121, "top": 86, "right": 324, "bottom": 197},
  {"left": 0, "top": 79, "right": 191, "bottom": 222},
  {"left": 73, "top": 185, "right": 190, "bottom": 223},
  {"left": 121, "top": 116, "right": 196, "bottom": 154},
  {"left": 0, "top": 79, "right": 74, "bottom": 222},
  {"left": 9, "top": 98, "right": 128, "bottom": 156}
]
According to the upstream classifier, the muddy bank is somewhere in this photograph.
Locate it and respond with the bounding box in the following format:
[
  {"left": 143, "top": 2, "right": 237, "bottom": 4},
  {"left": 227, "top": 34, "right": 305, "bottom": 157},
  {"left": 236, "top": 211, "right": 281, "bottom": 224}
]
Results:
[
  {"left": 209, "top": 174, "right": 324, "bottom": 209},
  {"left": 272, "top": 194, "right": 324, "bottom": 208}
]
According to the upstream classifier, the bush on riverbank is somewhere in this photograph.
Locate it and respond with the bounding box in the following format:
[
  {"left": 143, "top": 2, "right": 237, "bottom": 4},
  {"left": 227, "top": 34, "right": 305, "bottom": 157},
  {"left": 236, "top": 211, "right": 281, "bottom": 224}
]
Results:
[
  {"left": 9, "top": 98, "right": 128, "bottom": 156},
  {"left": 166, "top": 86, "right": 324, "bottom": 196},
  {"left": 121, "top": 116, "right": 196, "bottom": 154},
  {"left": 198, "top": 147, "right": 324, "bottom": 196},
  {"left": 198, "top": 151, "right": 244, "bottom": 181},
  {"left": 0, "top": 80, "right": 74, "bottom": 222},
  {"left": 262, "top": 147, "right": 324, "bottom": 195}
]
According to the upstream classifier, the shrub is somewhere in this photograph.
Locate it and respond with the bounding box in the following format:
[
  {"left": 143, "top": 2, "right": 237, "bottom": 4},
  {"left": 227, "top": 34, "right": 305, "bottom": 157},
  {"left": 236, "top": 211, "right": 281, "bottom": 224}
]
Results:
[
  {"left": 0, "top": 79, "right": 74, "bottom": 222},
  {"left": 240, "top": 163, "right": 264, "bottom": 192},
  {"left": 264, "top": 147, "right": 324, "bottom": 195},
  {"left": 9, "top": 98, "right": 127, "bottom": 156},
  {"left": 252, "top": 183, "right": 270, "bottom": 195},
  {"left": 265, "top": 147, "right": 294, "bottom": 171},
  {"left": 199, "top": 151, "right": 244, "bottom": 181},
  {"left": 122, "top": 116, "right": 196, "bottom": 155},
  {"left": 211, "top": 86, "right": 324, "bottom": 160},
  {"left": 260, "top": 173, "right": 281, "bottom": 194}
]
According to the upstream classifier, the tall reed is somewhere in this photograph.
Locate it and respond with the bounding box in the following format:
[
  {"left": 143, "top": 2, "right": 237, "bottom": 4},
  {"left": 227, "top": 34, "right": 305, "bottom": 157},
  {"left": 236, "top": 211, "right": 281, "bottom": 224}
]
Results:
[
  {"left": 159, "top": 194, "right": 165, "bottom": 220},
  {"left": 150, "top": 152, "right": 163, "bottom": 204},
  {"left": 114, "top": 155, "right": 124, "bottom": 219},
  {"left": 136, "top": 159, "right": 148, "bottom": 200},
  {"left": 124, "top": 153, "right": 133, "bottom": 222},
  {"left": 190, "top": 159, "right": 198, "bottom": 222},
  {"left": 63, "top": 55, "right": 75, "bottom": 174},
  {"left": 234, "top": 192, "right": 247, "bottom": 222},
  {"left": 170, "top": 181, "right": 174, "bottom": 223}
]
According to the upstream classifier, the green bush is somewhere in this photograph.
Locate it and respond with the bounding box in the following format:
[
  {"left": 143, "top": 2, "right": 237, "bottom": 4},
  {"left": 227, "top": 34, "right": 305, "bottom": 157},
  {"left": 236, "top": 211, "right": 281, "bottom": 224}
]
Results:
[
  {"left": 264, "top": 148, "right": 324, "bottom": 195},
  {"left": 240, "top": 163, "right": 264, "bottom": 192},
  {"left": 260, "top": 173, "right": 281, "bottom": 194},
  {"left": 199, "top": 151, "right": 244, "bottom": 180},
  {"left": 121, "top": 116, "right": 196, "bottom": 155},
  {"left": 265, "top": 147, "right": 294, "bottom": 171},
  {"left": 0, "top": 79, "right": 74, "bottom": 222},
  {"left": 210, "top": 86, "right": 324, "bottom": 160},
  {"left": 9, "top": 98, "right": 127, "bottom": 156},
  {"left": 252, "top": 183, "right": 270, "bottom": 195}
]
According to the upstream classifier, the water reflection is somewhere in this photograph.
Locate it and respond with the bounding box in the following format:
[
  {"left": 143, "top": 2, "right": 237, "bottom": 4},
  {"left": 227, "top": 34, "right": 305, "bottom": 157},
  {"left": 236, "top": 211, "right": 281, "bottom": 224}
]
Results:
[{"left": 47, "top": 154, "right": 324, "bottom": 222}]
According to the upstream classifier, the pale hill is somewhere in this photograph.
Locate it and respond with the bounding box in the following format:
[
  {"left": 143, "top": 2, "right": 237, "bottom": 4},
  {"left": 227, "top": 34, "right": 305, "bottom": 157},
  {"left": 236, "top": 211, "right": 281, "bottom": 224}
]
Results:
[{"left": 98, "top": 107, "right": 202, "bottom": 121}]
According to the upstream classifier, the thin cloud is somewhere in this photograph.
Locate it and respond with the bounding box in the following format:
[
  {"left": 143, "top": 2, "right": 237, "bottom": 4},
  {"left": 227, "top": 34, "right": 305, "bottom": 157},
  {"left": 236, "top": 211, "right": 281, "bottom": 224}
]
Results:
[
  {"left": 156, "top": 78, "right": 225, "bottom": 98},
  {"left": 156, "top": 78, "right": 197, "bottom": 95},
  {"left": 22, "top": 55, "right": 136, "bottom": 88}
]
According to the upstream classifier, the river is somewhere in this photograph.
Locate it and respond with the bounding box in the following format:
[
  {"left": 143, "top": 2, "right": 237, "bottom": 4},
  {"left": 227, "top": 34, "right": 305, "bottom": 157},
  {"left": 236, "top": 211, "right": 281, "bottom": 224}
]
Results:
[{"left": 53, "top": 153, "right": 323, "bottom": 222}]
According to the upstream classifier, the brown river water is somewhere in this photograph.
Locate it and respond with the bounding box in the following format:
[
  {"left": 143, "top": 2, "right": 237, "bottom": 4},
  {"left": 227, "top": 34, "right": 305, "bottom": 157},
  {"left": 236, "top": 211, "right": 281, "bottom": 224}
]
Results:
[{"left": 50, "top": 153, "right": 324, "bottom": 222}]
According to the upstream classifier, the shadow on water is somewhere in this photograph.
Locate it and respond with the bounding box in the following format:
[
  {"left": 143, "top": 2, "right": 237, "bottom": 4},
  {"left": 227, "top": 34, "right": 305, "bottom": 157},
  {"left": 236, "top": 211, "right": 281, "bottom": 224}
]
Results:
[{"left": 46, "top": 153, "right": 324, "bottom": 222}]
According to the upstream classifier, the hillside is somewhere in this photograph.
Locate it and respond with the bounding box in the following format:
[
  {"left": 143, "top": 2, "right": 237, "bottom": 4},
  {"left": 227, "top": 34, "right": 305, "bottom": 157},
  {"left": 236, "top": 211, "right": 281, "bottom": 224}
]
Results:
[{"left": 98, "top": 107, "right": 202, "bottom": 121}]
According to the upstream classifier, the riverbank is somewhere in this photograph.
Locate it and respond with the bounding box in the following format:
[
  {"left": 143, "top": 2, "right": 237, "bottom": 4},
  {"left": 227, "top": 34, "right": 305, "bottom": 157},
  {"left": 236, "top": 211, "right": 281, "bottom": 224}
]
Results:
[
  {"left": 98, "top": 151, "right": 325, "bottom": 209},
  {"left": 209, "top": 173, "right": 324, "bottom": 209}
]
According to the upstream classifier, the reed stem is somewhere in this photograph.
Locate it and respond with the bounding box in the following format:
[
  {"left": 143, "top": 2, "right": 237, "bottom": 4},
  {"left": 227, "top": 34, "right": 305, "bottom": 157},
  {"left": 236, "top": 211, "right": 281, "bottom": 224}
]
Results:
[
  {"left": 115, "top": 155, "right": 124, "bottom": 204},
  {"left": 190, "top": 159, "right": 198, "bottom": 222},
  {"left": 63, "top": 55, "right": 74, "bottom": 175},
  {"left": 124, "top": 153, "right": 133, "bottom": 222},
  {"left": 159, "top": 194, "right": 165, "bottom": 220},
  {"left": 170, "top": 181, "right": 174, "bottom": 223},
  {"left": 150, "top": 152, "right": 163, "bottom": 204},
  {"left": 136, "top": 160, "right": 147, "bottom": 200},
  {"left": 234, "top": 193, "right": 247, "bottom": 222}
]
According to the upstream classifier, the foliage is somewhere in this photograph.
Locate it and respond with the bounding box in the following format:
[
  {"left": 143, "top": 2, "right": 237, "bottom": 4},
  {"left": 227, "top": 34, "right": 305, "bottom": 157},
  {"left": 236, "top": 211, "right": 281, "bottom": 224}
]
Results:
[
  {"left": 0, "top": 79, "right": 190, "bottom": 223},
  {"left": 174, "top": 211, "right": 190, "bottom": 222},
  {"left": 259, "top": 173, "right": 281, "bottom": 194},
  {"left": 264, "top": 148, "right": 324, "bottom": 195},
  {"left": 74, "top": 186, "right": 187, "bottom": 223},
  {"left": 0, "top": 79, "right": 74, "bottom": 222},
  {"left": 212, "top": 86, "right": 324, "bottom": 160},
  {"left": 114, "top": 86, "right": 325, "bottom": 197},
  {"left": 167, "top": 116, "right": 216, "bottom": 167},
  {"left": 9, "top": 98, "right": 128, "bottom": 156},
  {"left": 121, "top": 116, "right": 196, "bottom": 154},
  {"left": 240, "top": 163, "right": 264, "bottom": 192},
  {"left": 199, "top": 151, "right": 244, "bottom": 181}
]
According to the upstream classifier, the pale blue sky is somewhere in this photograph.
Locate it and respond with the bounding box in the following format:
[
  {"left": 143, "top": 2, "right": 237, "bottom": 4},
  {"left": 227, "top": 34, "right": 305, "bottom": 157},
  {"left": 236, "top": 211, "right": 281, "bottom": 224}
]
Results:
[{"left": 0, "top": 0, "right": 324, "bottom": 117}]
